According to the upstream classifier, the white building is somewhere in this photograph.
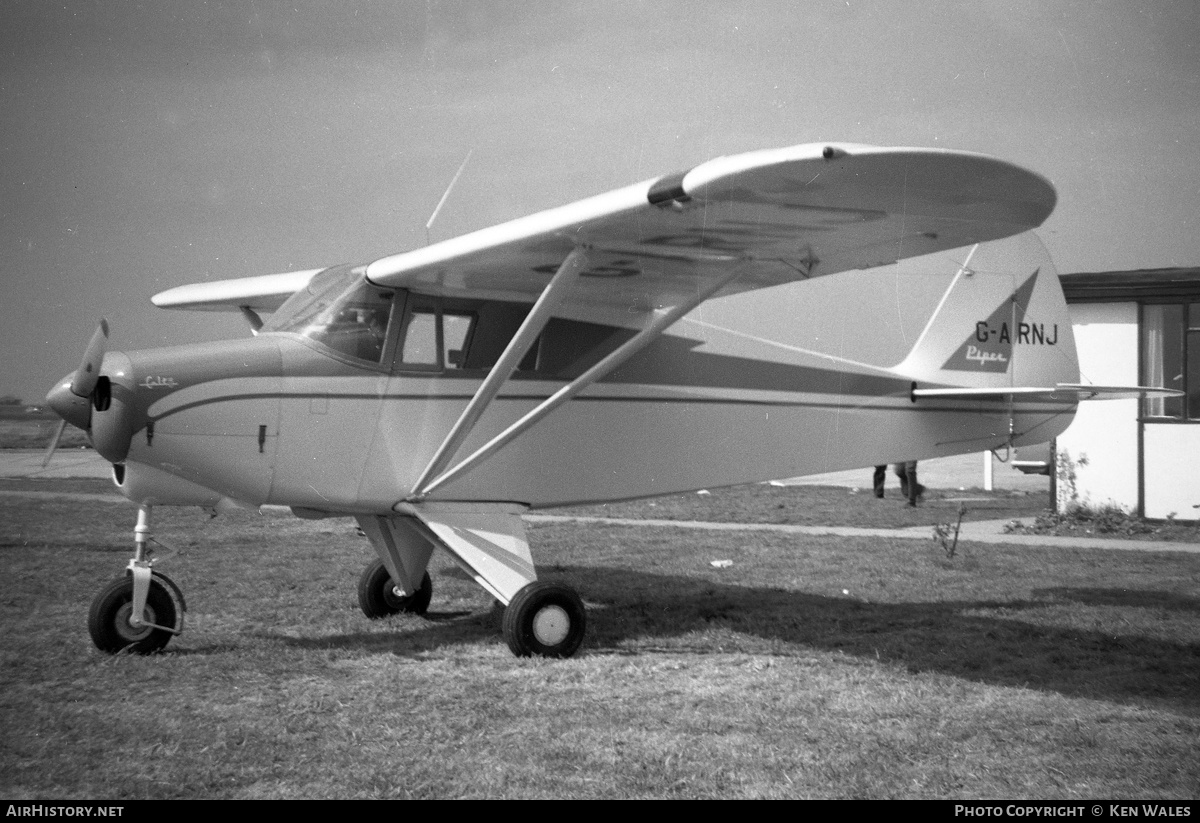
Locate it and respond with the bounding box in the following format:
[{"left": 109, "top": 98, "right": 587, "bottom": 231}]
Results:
[{"left": 1057, "top": 269, "right": 1200, "bottom": 520}]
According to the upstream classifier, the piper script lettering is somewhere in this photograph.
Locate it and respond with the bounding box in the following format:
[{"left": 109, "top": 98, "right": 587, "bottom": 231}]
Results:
[{"left": 964, "top": 346, "right": 1008, "bottom": 366}]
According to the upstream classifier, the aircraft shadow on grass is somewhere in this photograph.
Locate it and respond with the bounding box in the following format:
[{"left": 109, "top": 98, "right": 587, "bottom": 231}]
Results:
[{"left": 278, "top": 564, "right": 1200, "bottom": 715}]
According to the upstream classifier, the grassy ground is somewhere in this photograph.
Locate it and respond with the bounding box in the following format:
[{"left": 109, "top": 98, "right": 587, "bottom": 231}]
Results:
[
  {"left": 1, "top": 482, "right": 1198, "bottom": 799},
  {"left": 0, "top": 412, "right": 90, "bottom": 451},
  {"left": 0, "top": 477, "right": 121, "bottom": 496},
  {"left": 557, "top": 479, "right": 1200, "bottom": 543},
  {"left": 557, "top": 481, "right": 1050, "bottom": 528}
]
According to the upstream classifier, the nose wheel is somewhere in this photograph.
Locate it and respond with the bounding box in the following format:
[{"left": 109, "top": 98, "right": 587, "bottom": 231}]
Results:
[
  {"left": 502, "top": 582, "right": 586, "bottom": 658},
  {"left": 88, "top": 574, "right": 180, "bottom": 654}
]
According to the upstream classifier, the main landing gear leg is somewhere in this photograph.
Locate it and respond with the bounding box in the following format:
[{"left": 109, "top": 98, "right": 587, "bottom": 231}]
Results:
[
  {"left": 355, "top": 515, "right": 435, "bottom": 618},
  {"left": 401, "top": 504, "right": 587, "bottom": 658},
  {"left": 88, "top": 503, "right": 186, "bottom": 654}
]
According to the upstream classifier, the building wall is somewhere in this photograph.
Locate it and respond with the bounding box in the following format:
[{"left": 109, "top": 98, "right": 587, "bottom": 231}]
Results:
[
  {"left": 1056, "top": 302, "right": 1140, "bottom": 511},
  {"left": 1143, "top": 425, "right": 1200, "bottom": 519}
]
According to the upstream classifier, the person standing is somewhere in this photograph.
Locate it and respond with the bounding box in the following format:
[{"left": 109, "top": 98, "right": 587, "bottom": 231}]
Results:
[
  {"left": 895, "top": 461, "right": 925, "bottom": 506},
  {"left": 872, "top": 464, "right": 887, "bottom": 498}
]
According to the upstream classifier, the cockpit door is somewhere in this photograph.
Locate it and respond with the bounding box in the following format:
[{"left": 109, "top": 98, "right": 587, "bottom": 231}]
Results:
[{"left": 269, "top": 281, "right": 404, "bottom": 510}]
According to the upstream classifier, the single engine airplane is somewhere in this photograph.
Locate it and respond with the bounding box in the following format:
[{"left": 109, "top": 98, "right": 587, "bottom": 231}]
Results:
[{"left": 45, "top": 142, "right": 1167, "bottom": 658}]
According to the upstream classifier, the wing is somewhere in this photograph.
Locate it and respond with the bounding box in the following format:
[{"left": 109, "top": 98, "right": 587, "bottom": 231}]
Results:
[
  {"left": 365, "top": 142, "right": 1056, "bottom": 326},
  {"left": 151, "top": 269, "right": 324, "bottom": 313},
  {"left": 148, "top": 144, "right": 1055, "bottom": 326}
]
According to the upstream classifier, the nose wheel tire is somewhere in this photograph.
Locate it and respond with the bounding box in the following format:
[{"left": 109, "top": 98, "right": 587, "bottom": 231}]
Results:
[
  {"left": 88, "top": 576, "right": 177, "bottom": 654},
  {"left": 502, "top": 582, "right": 586, "bottom": 658},
  {"left": 357, "top": 559, "right": 433, "bottom": 618}
]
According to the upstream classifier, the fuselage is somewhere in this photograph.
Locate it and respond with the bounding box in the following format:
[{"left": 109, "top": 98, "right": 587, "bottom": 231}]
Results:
[{"left": 101, "top": 311, "right": 1075, "bottom": 512}]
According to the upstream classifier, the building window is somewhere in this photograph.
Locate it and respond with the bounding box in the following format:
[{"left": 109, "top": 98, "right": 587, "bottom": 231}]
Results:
[{"left": 1142, "top": 302, "right": 1200, "bottom": 419}]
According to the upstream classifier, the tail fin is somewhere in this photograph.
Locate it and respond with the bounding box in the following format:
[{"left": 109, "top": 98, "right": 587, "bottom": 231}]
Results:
[{"left": 891, "top": 234, "right": 1079, "bottom": 390}]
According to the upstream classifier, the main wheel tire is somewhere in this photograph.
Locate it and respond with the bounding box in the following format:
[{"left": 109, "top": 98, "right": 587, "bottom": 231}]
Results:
[
  {"left": 502, "top": 582, "right": 586, "bottom": 658},
  {"left": 357, "top": 559, "right": 433, "bottom": 618},
  {"left": 88, "top": 575, "right": 177, "bottom": 654}
]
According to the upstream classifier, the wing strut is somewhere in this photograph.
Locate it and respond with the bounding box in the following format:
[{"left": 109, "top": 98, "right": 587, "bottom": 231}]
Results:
[
  {"left": 408, "top": 257, "right": 748, "bottom": 501},
  {"left": 408, "top": 247, "right": 591, "bottom": 498}
]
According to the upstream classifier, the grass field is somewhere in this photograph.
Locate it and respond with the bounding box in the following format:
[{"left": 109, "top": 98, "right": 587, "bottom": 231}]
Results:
[
  {"left": 560, "top": 482, "right": 1200, "bottom": 543},
  {"left": 1, "top": 480, "right": 1198, "bottom": 799},
  {"left": 0, "top": 414, "right": 90, "bottom": 450},
  {"left": 557, "top": 480, "right": 1051, "bottom": 528}
]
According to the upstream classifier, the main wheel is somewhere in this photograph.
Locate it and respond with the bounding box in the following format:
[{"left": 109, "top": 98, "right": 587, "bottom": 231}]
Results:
[
  {"left": 357, "top": 559, "right": 433, "bottom": 618},
  {"left": 88, "top": 575, "right": 177, "bottom": 654},
  {"left": 502, "top": 582, "right": 586, "bottom": 658}
]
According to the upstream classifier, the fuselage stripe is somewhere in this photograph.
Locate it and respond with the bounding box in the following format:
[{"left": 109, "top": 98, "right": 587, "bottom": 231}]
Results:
[{"left": 146, "top": 389, "right": 1075, "bottom": 425}]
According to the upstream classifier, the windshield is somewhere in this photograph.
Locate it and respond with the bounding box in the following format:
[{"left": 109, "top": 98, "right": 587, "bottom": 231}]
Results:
[
  {"left": 261, "top": 265, "right": 397, "bottom": 364},
  {"left": 261, "top": 264, "right": 358, "bottom": 333}
]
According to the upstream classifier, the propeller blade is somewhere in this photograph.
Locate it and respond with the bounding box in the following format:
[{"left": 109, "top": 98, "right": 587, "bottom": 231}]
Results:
[
  {"left": 69, "top": 319, "right": 109, "bottom": 398},
  {"left": 41, "top": 419, "right": 68, "bottom": 468}
]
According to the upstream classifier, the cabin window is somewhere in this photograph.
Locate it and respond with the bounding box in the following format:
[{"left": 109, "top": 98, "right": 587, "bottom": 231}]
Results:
[
  {"left": 444, "top": 312, "right": 474, "bottom": 368},
  {"left": 398, "top": 303, "right": 478, "bottom": 370},
  {"left": 400, "top": 309, "right": 439, "bottom": 366},
  {"left": 1142, "top": 302, "right": 1200, "bottom": 420},
  {"left": 392, "top": 296, "right": 634, "bottom": 378}
]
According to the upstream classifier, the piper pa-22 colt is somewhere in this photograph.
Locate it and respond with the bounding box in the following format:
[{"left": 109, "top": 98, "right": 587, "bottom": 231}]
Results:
[{"left": 46, "top": 142, "right": 1161, "bottom": 659}]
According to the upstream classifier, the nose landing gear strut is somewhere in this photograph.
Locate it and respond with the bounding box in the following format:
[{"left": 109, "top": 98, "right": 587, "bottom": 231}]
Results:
[{"left": 88, "top": 504, "right": 186, "bottom": 654}]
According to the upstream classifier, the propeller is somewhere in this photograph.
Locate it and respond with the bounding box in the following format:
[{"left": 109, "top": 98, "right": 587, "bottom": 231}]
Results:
[
  {"left": 46, "top": 319, "right": 108, "bottom": 429},
  {"left": 45, "top": 318, "right": 132, "bottom": 465},
  {"left": 40, "top": 419, "right": 68, "bottom": 468},
  {"left": 69, "top": 319, "right": 109, "bottom": 398}
]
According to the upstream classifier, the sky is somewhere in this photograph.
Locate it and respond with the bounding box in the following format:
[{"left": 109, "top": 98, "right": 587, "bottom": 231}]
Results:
[{"left": 2, "top": 0, "right": 1198, "bottom": 404}]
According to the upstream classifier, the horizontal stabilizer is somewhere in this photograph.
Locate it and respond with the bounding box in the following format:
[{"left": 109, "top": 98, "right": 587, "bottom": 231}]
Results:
[{"left": 913, "top": 384, "right": 1183, "bottom": 402}]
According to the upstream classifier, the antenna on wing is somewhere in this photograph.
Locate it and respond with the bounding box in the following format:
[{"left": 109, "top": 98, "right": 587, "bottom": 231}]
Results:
[{"left": 425, "top": 149, "right": 473, "bottom": 246}]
